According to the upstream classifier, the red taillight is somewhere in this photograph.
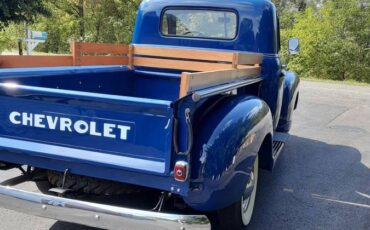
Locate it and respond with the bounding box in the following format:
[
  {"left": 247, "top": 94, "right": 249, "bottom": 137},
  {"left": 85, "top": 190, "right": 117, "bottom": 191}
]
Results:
[{"left": 174, "top": 161, "right": 189, "bottom": 182}]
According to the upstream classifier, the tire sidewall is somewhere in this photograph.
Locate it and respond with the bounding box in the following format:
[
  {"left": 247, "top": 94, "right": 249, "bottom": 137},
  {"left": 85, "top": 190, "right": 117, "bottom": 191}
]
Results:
[{"left": 241, "top": 154, "right": 259, "bottom": 226}]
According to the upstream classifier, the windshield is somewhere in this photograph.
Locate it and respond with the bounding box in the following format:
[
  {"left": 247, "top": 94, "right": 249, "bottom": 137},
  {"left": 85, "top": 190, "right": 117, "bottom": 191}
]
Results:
[{"left": 161, "top": 9, "right": 238, "bottom": 40}]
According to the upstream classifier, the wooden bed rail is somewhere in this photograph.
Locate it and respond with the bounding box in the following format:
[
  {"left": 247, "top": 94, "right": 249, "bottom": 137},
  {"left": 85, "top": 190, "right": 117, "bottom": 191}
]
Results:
[
  {"left": 132, "top": 45, "right": 262, "bottom": 72},
  {"left": 0, "top": 42, "right": 263, "bottom": 99},
  {"left": 179, "top": 66, "right": 261, "bottom": 98},
  {"left": 129, "top": 45, "right": 263, "bottom": 97},
  {"left": 0, "top": 42, "right": 262, "bottom": 70},
  {"left": 0, "top": 41, "right": 130, "bottom": 68},
  {"left": 0, "top": 56, "right": 74, "bottom": 68},
  {"left": 70, "top": 42, "right": 129, "bottom": 66}
]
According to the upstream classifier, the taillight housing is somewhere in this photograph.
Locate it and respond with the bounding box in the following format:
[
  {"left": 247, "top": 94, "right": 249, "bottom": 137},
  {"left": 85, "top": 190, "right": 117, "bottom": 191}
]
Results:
[{"left": 174, "top": 161, "right": 189, "bottom": 182}]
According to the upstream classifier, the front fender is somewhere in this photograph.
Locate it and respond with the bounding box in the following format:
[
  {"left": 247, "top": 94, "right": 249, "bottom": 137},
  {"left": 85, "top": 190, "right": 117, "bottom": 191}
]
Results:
[
  {"left": 184, "top": 96, "right": 273, "bottom": 211},
  {"left": 277, "top": 71, "right": 300, "bottom": 132}
]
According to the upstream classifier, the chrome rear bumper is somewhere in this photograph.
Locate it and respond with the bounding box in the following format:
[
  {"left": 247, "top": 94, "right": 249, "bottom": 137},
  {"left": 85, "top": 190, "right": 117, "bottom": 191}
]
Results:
[{"left": 0, "top": 185, "right": 210, "bottom": 230}]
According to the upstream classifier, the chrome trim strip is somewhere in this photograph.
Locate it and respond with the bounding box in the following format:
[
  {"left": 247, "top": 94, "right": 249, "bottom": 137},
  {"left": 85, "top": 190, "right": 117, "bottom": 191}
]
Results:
[
  {"left": 0, "top": 185, "right": 210, "bottom": 230},
  {"left": 0, "top": 83, "right": 172, "bottom": 106},
  {"left": 192, "top": 78, "right": 263, "bottom": 102},
  {"left": 0, "top": 137, "right": 166, "bottom": 174}
]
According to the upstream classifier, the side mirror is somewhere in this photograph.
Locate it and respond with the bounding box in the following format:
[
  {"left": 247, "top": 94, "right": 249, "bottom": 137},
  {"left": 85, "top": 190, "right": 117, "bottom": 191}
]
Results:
[{"left": 288, "top": 38, "right": 300, "bottom": 55}]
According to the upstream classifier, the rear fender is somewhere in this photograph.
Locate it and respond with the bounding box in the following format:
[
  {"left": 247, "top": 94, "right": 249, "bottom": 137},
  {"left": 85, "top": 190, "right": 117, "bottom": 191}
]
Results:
[
  {"left": 184, "top": 96, "right": 273, "bottom": 211},
  {"left": 277, "top": 71, "right": 300, "bottom": 132}
]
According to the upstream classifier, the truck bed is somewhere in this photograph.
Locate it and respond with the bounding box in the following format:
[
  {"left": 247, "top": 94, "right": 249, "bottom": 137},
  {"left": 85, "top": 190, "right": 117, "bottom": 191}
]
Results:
[
  {"left": 0, "top": 65, "right": 181, "bottom": 101},
  {"left": 0, "top": 65, "right": 187, "bottom": 194}
]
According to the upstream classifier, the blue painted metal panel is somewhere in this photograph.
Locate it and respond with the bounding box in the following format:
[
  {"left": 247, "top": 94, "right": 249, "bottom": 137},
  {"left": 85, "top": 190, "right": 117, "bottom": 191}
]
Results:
[
  {"left": 0, "top": 66, "right": 135, "bottom": 98},
  {"left": 0, "top": 65, "right": 129, "bottom": 78},
  {"left": 134, "top": 70, "right": 181, "bottom": 101},
  {"left": 0, "top": 137, "right": 166, "bottom": 174},
  {"left": 0, "top": 150, "right": 189, "bottom": 195},
  {"left": 0, "top": 66, "right": 182, "bottom": 102},
  {"left": 184, "top": 96, "right": 273, "bottom": 211},
  {"left": 0, "top": 84, "right": 174, "bottom": 176},
  {"left": 133, "top": 0, "right": 278, "bottom": 54},
  {"left": 259, "top": 55, "right": 283, "bottom": 128},
  {"left": 277, "top": 70, "right": 300, "bottom": 132}
]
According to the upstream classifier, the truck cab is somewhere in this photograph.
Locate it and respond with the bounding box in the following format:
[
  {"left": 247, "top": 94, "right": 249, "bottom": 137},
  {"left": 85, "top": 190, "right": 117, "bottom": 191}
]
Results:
[{"left": 0, "top": 0, "right": 299, "bottom": 229}]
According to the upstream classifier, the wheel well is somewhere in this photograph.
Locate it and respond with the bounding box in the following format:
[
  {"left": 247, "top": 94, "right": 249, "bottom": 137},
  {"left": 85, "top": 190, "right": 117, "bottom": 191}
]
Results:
[{"left": 258, "top": 133, "right": 273, "bottom": 171}]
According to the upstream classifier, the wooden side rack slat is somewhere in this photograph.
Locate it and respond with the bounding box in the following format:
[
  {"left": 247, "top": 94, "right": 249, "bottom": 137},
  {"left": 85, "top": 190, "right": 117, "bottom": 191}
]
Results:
[
  {"left": 0, "top": 56, "right": 73, "bottom": 68},
  {"left": 79, "top": 56, "right": 129, "bottom": 66},
  {"left": 78, "top": 43, "right": 129, "bottom": 55},
  {"left": 133, "top": 45, "right": 234, "bottom": 62},
  {"left": 233, "top": 53, "right": 263, "bottom": 66},
  {"left": 179, "top": 66, "right": 261, "bottom": 97},
  {"left": 133, "top": 57, "right": 234, "bottom": 72}
]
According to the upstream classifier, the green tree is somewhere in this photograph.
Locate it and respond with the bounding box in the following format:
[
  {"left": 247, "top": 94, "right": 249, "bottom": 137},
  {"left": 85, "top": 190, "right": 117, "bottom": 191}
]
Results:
[
  {"left": 29, "top": 0, "right": 141, "bottom": 53},
  {"left": 285, "top": 0, "right": 370, "bottom": 82},
  {"left": 82, "top": 0, "right": 141, "bottom": 44},
  {"left": 48, "top": 0, "right": 86, "bottom": 39},
  {"left": 0, "top": 24, "right": 26, "bottom": 53},
  {"left": 0, "top": 0, "right": 49, "bottom": 30},
  {"left": 34, "top": 8, "right": 78, "bottom": 53}
]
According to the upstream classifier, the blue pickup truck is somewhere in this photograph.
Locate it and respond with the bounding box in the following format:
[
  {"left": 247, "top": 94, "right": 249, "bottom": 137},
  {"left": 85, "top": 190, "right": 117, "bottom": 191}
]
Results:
[{"left": 0, "top": 0, "right": 300, "bottom": 229}]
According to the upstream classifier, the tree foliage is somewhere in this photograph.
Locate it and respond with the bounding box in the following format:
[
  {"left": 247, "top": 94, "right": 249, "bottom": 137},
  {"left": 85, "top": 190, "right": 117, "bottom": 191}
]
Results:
[
  {"left": 0, "top": 0, "right": 140, "bottom": 53},
  {"left": 274, "top": 0, "right": 370, "bottom": 83},
  {"left": 0, "top": 0, "right": 49, "bottom": 30}
]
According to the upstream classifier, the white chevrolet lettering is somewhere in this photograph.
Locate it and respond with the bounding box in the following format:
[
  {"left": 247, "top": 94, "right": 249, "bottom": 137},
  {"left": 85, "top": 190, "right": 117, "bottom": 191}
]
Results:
[
  {"left": 117, "top": 125, "right": 131, "bottom": 140},
  {"left": 60, "top": 118, "right": 73, "bottom": 132},
  {"left": 46, "top": 116, "right": 59, "bottom": 130},
  {"left": 8, "top": 111, "right": 131, "bottom": 141},
  {"left": 90, "top": 121, "right": 102, "bottom": 137},
  {"left": 34, "top": 114, "right": 46, "bottom": 128},
  {"left": 104, "top": 124, "right": 116, "bottom": 139},
  {"left": 9, "top": 112, "right": 21, "bottom": 125},
  {"left": 22, "top": 112, "right": 33, "bottom": 126},
  {"left": 74, "top": 120, "right": 89, "bottom": 134}
]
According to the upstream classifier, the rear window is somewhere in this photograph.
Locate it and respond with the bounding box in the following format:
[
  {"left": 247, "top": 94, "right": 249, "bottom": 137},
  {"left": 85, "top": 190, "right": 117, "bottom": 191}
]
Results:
[{"left": 161, "top": 9, "right": 238, "bottom": 40}]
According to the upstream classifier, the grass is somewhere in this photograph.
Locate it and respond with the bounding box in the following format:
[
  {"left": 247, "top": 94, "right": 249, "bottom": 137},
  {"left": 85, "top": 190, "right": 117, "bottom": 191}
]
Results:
[{"left": 301, "top": 77, "right": 370, "bottom": 87}]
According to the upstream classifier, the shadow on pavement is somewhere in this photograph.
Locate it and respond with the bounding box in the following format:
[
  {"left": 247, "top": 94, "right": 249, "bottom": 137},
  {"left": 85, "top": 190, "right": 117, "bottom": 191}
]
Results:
[
  {"left": 248, "top": 135, "right": 370, "bottom": 230},
  {"left": 50, "top": 135, "right": 370, "bottom": 230},
  {"left": 50, "top": 222, "right": 102, "bottom": 230}
]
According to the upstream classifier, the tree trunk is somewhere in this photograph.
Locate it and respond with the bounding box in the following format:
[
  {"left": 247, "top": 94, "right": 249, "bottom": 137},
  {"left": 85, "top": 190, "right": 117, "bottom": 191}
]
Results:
[
  {"left": 297, "top": 0, "right": 307, "bottom": 11},
  {"left": 95, "top": 19, "right": 102, "bottom": 42},
  {"left": 78, "top": 0, "right": 85, "bottom": 40}
]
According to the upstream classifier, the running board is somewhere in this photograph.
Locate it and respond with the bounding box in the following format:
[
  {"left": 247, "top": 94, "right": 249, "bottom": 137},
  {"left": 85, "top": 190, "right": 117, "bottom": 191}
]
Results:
[
  {"left": 272, "top": 132, "right": 289, "bottom": 158},
  {"left": 273, "top": 141, "right": 285, "bottom": 157}
]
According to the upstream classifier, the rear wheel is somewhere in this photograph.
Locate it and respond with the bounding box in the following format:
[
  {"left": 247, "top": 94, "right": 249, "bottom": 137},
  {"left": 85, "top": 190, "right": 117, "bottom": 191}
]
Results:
[
  {"left": 33, "top": 169, "right": 53, "bottom": 194},
  {"left": 211, "top": 155, "right": 259, "bottom": 230}
]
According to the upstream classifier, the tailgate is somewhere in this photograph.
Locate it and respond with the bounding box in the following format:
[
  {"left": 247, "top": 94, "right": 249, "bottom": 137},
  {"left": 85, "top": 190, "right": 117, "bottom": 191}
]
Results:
[{"left": 0, "top": 83, "right": 174, "bottom": 175}]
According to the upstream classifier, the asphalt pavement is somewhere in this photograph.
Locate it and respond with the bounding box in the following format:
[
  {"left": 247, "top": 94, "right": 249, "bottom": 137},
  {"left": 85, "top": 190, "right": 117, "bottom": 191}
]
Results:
[{"left": 0, "top": 80, "right": 369, "bottom": 230}]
